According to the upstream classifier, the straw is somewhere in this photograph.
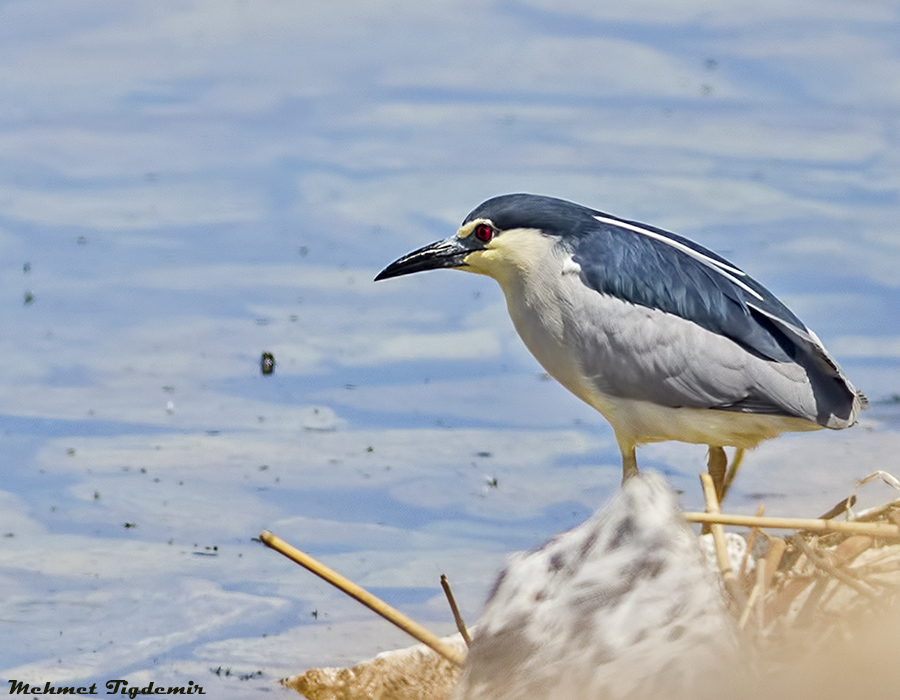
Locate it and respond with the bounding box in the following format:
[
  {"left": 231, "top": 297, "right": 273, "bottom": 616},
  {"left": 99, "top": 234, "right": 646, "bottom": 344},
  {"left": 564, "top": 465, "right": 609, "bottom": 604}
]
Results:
[{"left": 258, "top": 530, "right": 466, "bottom": 667}]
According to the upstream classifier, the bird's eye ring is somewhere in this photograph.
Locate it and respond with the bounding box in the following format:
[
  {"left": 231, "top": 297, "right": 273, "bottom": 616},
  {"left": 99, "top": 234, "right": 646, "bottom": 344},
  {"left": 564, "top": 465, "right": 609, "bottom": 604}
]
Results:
[{"left": 474, "top": 223, "right": 494, "bottom": 243}]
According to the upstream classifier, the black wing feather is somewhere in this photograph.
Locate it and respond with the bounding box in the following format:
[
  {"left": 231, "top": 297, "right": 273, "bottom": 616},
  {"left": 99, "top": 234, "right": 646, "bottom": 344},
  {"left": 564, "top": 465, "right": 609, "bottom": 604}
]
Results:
[{"left": 570, "top": 217, "right": 802, "bottom": 363}]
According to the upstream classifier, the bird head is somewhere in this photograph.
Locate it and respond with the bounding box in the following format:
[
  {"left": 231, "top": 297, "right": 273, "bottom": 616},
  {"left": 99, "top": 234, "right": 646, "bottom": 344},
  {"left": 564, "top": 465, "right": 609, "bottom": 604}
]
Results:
[{"left": 374, "top": 194, "right": 587, "bottom": 284}]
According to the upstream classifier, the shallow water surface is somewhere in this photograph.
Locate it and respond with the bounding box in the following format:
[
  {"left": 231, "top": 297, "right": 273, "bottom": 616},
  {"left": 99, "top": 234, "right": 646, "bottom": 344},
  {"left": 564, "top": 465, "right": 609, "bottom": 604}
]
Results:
[{"left": 2, "top": 2, "right": 900, "bottom": 695}]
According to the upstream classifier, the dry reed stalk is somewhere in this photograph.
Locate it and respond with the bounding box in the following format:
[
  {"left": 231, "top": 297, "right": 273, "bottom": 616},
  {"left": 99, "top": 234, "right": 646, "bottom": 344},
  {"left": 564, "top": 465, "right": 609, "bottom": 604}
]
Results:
[
  {"left": 440, "top": 574, "right": 471, "bottom": 647},
  {"left": 739, "top": 503, "right": 765, "bottom": 579},
  {"left": 851, "top": 498, "right": 900, "bottom": 522},
  {"left": 258, "top": 530, "right": 466, "bottom": 667},
  {"left": 766, "top": 575, "right": 813, "bottom": 622},
  {"left": 790, "top": 534, "right": 880, "bottom": 602},
  {"left": 683, "top": 512, "right": 900, "bottom": 538},
  {"left": 832, "top": 535, "right": 873, "bottom": 563},
  {"left": 761, "top": 538, "right": 787, "bottom": 590},
  {"left": 739, "top": 559, "right": 767, "bottom": 630},
  {"left": 700, "top": 472, "right": 745, "bottom": 606}
]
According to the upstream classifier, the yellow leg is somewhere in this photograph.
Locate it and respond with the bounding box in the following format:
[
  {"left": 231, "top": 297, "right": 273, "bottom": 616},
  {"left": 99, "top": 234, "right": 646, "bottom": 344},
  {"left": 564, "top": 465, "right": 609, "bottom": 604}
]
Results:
[
  {"left": 621, "top": 446, "right": 638, "bottom": 483},
  {"left": 707, "top": 446, "right": 727, "bottom": 502},
  {"left": 722, "top": 447, "right": 745, "bottom": 502}
]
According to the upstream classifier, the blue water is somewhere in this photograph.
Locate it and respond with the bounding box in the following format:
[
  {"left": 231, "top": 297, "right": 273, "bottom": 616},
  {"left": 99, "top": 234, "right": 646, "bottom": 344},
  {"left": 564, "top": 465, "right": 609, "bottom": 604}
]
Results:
[{"left": 2, "top": 2, "right": 900, "bottom": 695}]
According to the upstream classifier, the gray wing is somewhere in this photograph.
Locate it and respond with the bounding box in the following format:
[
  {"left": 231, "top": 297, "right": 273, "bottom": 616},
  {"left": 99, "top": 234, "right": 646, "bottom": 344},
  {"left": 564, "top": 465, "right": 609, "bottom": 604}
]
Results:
[{"left": 567, "top": 215, "right": 861, "bottom": 425}]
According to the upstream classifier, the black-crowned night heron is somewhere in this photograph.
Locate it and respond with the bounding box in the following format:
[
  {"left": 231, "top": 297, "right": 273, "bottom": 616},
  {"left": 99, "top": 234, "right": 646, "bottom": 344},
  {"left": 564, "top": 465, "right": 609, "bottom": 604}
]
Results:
[{"left": 375, "top": 194, "right": 867, "bottom": 493}]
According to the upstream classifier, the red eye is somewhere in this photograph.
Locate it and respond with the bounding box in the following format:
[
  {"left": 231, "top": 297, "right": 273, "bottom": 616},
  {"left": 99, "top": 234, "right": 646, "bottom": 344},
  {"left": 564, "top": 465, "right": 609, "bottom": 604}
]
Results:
[{"left": 474, "top": 223, "right": 494, "bottom": 242}]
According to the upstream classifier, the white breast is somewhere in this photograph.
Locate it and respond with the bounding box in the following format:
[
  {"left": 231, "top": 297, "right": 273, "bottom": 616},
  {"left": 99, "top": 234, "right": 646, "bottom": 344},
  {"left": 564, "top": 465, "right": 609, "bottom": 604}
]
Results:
[{"left": 494, "top": 248, "right": 822, "bottom": 451}]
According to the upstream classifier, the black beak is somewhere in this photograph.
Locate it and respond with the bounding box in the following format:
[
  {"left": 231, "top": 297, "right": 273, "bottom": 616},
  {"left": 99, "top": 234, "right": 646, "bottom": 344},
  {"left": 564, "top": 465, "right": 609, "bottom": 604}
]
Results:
[{"left": 375, "top": 237, "right": 470, "bottom": 281}]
